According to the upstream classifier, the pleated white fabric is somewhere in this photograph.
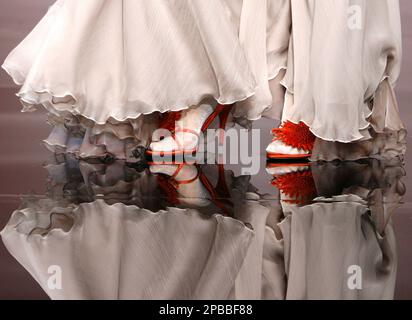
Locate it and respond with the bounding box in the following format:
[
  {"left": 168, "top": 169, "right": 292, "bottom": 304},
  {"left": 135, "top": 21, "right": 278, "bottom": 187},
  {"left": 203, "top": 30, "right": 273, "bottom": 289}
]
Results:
[
  {"left": 279, "top": 199, "right": 397, "bottom": 300},
  {"left": 282, "top": 0, "right": 404, "bottom": 143},
  {"left": 229, "top": 200, "right": 286, "bottom": 300},
  {"left": 1, "top": 200, "right": 254, "bottom": 300},
  {"left": 230, "top": 0, "right": 292, "bottom": 120},
  {"left": 2, "top": 0, "right": 295, "bottom": 123},
  {"left": 1, "top": 0, "right": 405, "bottom": 153},
  {"left": 2, "top": 0, "right": 259, "bottom": 124},
  {"left": 277, "top": 160, "right": 402, "bottom": 299},
  {"left": 1, "top": 196, "right": 397, "bottom": 300},
  {"left": 43, "top": 113, "right": 158, "bottom": 161},
  {"left": 1, "top": 157, "right": 402, "bottom": 300}
]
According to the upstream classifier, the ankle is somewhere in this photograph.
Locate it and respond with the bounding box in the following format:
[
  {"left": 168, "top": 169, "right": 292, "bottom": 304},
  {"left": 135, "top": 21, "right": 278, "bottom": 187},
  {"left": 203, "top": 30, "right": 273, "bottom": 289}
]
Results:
[{"left": 180, "top": 103, "right": 214, "bottom": 131}]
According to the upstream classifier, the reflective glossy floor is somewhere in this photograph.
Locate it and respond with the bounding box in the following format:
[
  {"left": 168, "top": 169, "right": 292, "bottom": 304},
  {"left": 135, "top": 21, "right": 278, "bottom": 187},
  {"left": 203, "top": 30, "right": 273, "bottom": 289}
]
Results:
[
  {"left": 1, "top": 0, "right": 412, "bottom": 300},
  {"left": 0, "top": 86, "right": 411, "bottom": 299}
]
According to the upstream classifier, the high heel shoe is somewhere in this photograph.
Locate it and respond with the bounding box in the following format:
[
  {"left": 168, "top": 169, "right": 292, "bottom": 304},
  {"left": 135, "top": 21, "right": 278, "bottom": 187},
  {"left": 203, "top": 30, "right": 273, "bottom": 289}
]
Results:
[
  {"left": 153, "top": 163, "right": 233, "bottom": 216},
  {"left": 266, "top": 121, "right": 315, "bottom": 160},
  {"left": 147, "top": 103, "right": 234, "bottom": 158}
]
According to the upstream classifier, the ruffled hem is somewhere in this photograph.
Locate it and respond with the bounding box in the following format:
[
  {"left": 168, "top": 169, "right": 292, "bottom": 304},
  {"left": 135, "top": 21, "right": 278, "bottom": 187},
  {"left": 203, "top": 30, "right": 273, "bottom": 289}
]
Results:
[
  {"left": 43, "top": 113, "right": 158, "bottom": 162},
  {"left": 1, "top": 199, "right": 252, "bottom": 240},
  {"left": 278, "top": 0, "right": 403, "bottom": 145},
  {"left": 0, "top": 198, "right": 254, "bottom": 300},
  {"left": 280, "top": 77, "right": 405, "bottom": 143},
  {"left": 310, "top": 129, "right": 407, "bottom": 162},
  {"left": 3, "top": 61, "right": 257, "bottom": 125},
  {"left": 1, "top": 0, "right": 263, "bottom": 125},
  {"left": 2, "top": 0, "right": 292, "bottom": 125},
  {"left": 279, "top": 73, "right": 407, "bottom": 161},
  {"left": 307, "top": 78, "right": 406, "bottom": 161}
]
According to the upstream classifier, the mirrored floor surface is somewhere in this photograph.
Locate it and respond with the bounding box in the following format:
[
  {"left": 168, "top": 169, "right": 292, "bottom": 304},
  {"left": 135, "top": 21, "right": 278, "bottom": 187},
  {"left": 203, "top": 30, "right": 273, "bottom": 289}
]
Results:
[{"left": 0, "top": 150, "right": 410, "bottom": 300}]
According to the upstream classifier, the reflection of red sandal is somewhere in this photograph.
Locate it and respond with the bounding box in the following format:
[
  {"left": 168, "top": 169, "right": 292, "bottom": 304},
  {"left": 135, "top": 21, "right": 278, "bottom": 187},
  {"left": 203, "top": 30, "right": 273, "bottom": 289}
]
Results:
[
  {"left": 266, "top": 121, "right": 315, "bottom": 160},
  {"left": 147, "top": 103, "right": 233, "bottom": 158},
  {"left": 152, "top": 163, "right": 233, "bottom": 215},
  {"left": 199, "top": 164, "right": 233, "bottom": 216},
  {"left": 155, "top": 163, "right": 200, "bottom": 205},
  {"left": 268, "top": 164, "right": 317, "bottom": 205}
]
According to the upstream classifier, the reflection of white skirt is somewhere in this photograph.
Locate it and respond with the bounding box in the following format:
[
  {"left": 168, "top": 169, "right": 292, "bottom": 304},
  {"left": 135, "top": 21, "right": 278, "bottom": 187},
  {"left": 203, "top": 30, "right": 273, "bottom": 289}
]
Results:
[
  {"left": 279, "top": 200, "right": 397, "bottom": 300},
  {"left": 1, "top": 200, "right": 254, "bottom": 300}
]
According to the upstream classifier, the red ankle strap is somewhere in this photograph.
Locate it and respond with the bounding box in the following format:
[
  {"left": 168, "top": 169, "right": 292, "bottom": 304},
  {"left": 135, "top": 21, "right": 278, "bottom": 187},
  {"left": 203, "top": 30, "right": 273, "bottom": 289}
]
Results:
[{"left": 159, "top": 111, "right": 182, "bottom": 132}]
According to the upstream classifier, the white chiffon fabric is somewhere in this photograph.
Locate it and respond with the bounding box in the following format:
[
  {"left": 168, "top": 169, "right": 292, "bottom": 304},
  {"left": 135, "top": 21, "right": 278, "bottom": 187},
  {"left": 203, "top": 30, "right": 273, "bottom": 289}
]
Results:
[
  {"left": 0, "top": 158, "right": 402, "bottom": 300},
  {"left": 279, "top": 198, "right": 397, "bottom": 300},
  {"left": 1, "top": 0, "right": 405, "bottom": 157},
  {"left": 1, "top": 196, "right": 396, "bottom": 300},
  {"left": 2, "top": 0, "right": 259, "bottom": 124},
  {"left": 43, "top": 113, "right": 158, "bottom": 162},
  {"left": 1, "top": 200, "right": 254, "bottom": 300},
  {"left": 282, "top": 0, "right": 404, "bottom": 143},
  {"left": 2, "top": 0, "right": 295, "bottom": 124}
]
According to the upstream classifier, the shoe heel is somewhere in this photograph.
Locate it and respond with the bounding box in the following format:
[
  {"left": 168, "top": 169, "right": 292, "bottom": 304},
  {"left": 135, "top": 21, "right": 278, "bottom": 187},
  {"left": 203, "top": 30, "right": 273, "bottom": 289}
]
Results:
[
  {"left": 217, "top": 104, "right": 233, "bottom": 145},
  {"left": 199, "top": 164, "right": 233, "bottom": 216}
]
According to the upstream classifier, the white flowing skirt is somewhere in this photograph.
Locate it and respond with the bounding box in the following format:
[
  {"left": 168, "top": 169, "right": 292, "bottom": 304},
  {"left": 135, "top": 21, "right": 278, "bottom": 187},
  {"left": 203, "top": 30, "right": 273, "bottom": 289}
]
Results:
[
  {"left": 2, "top": 0, "right": 406, "bottom": 160},
  {"left": 2, "top": 0, "right": 264, "bottom": 124},
  {"left": 282, "top": 0, "right": 405, "bottom": 146}
]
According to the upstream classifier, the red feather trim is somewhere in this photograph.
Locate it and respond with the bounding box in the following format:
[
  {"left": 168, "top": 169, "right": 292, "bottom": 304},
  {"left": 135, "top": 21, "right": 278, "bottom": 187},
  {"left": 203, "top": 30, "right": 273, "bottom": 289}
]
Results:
[
  {"left": 272, "top": 121, "right": 315, "bottom": 152},
  {"left": 272, "top": 170, "right": 317, "bottom": 205},
  {"left": 159, "top": 111, "right": 182, "bottom": 133}
]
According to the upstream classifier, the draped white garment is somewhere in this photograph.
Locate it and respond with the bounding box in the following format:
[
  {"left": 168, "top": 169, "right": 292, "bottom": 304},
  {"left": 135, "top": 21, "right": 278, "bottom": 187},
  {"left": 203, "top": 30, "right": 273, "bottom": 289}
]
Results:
[
  {"left": 1, "top": 200, "right": 254, "bottom": 300},
  {"left": 2, "top": 0, "right": 404, "bottom": 146},
  {"left": 1, "top": 197, "right": 397, "bottom": 300}
]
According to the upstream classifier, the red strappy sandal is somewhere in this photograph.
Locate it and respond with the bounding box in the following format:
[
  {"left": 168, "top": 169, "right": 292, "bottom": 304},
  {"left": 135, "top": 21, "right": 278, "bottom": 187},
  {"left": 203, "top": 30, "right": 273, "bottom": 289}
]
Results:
[
  {"left": 147, "top": 104, "right": 233, "bottom": 158},
  {"left": 267, "top": 121, "right": 316, "bottom": 160},
  {"left": 156, "top": 164, "right": 233, "bottom": 216},
  {"left": 156, "top": 163, "right": 200, "bottom": 204}
]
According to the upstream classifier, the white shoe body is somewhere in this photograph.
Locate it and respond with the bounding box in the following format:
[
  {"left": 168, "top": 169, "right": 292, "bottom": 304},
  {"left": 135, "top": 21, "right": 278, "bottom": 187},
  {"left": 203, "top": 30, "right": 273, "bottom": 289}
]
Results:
[
  {"left": 150, "top": 164, "right": 212, "bottom": 207},
  {"left": 266, "top": 139, "right": 309, "bottom": 155},
  {"left": 150, "top": 103, "right": 214, "bottom": 152}
]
